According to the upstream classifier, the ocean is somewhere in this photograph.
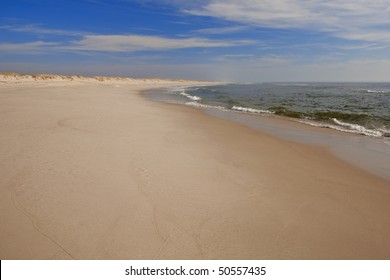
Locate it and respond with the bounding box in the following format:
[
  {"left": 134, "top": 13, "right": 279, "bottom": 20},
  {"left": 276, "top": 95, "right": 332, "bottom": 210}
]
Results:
[{"left": 146, "top": 83, "right": 390, "bottom": 138}]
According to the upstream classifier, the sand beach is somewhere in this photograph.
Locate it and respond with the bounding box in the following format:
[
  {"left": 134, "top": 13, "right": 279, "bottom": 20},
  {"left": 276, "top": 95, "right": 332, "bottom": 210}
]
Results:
[{"left": 0, "top": 73, "right": 389, "bottom": 260}]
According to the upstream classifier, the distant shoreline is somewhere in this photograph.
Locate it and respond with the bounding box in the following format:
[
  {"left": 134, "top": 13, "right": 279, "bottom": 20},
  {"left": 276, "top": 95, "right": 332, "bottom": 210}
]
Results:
[{"left": 0, "top": 72, "right": 211, "bottom": 83}]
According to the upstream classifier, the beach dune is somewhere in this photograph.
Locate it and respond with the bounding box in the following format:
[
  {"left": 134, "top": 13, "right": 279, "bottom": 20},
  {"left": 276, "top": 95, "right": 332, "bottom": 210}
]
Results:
[{"left": 0, "top": 74, "right": 389, "bottom": 259}]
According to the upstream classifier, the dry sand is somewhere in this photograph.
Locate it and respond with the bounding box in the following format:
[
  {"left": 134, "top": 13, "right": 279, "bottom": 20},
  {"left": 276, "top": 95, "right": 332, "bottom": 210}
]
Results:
[{"left": 0, "top": 74, "right": 389, "bottom": 259}]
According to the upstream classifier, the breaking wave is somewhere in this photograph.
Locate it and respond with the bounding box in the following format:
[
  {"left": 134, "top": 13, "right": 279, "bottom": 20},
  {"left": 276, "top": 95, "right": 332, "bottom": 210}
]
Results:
[
  {"left": 300, "top": 119, "right": 388, "bottom": 137},
  {"left": 231, "top": 106, "right": 273, "bottom": 114},
  {"left": 180, "top": 91, "right": 202, "bottom": 101},
  {"left": 366, "top": 90, "right": 387, "bottom": 93},
  {"left": 332, "top": 118, "right": 383, "bottom": 137}
]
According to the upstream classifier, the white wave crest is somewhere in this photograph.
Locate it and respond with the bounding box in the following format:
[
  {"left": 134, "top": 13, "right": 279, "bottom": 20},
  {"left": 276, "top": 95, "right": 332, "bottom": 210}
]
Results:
[
  {"left": 332, "top": 118, "right": 382, "bottom": 137},
  {"left": 300, "top": 119, "right": 384, "bottom": 138},
  {"left": 367, "top": 90, "right": 386, "bottom": 93},
  {"left": 180, "top": 91, "right": 202, "bottom": 101},
  {"left": 185, "top": 101, "right": 226, "bottom": 110},
  {"left": 185, "top": 101, "right": 207, "bottom": 108},
  {"left": 231, "top": 106, "right": 272, "bottom": 114}
]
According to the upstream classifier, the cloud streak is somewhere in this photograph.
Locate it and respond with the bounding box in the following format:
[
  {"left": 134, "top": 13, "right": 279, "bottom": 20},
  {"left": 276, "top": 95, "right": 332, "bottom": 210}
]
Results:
[
  {"left": 66, "top": 34, "right": 253, "bottom": 52},
  {"left": 193, "top": 26, "right": 247, "bottom": 34},
  {"left": 0, "top": 34, "right": 253, "bottom": 54},
  {"left": 0, "top": 24, "right": 86, "bottom": 36},
  {"left": 186, "top": 0, "right": 390, "bottom": 42},
  {"left": 0, "top": 41, "right": 59, "bottom": 53}
]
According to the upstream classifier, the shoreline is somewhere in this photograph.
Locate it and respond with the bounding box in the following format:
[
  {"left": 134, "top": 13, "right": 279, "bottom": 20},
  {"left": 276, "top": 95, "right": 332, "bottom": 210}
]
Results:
[
  {"left": 1, "top": 78, "right": 390, "bottom": 259},
  {"left": 156, "top": 83, "right": 390, "bottom": 138},
  {"left": 143, "top": 87, "right": 390, "bottom": 181}
]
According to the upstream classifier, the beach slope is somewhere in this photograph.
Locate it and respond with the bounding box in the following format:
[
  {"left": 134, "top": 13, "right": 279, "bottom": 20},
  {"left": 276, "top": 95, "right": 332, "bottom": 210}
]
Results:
[{"left": 0, "top": 74, "right": 389, "bottom": 259}]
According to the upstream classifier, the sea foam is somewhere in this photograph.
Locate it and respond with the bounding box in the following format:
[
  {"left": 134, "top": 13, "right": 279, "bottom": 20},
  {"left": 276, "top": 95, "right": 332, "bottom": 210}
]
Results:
[
  {"left": 332, "top": 118, "right": 383, "bottom": 137},
  {"left": 231, "top": 106, "right": 273, "bottom": 114},
  {"left": 300, "top": 119, "right": 384, "bottom": 137},
  {"left": 366, "top": 90, "right": 386, "bottom": 93},
  {"left": 185, "top": 101, "right": 225, "bottom": 110},
  {"left": 180, "top": 91, "right": 202, "bottom": 101}
]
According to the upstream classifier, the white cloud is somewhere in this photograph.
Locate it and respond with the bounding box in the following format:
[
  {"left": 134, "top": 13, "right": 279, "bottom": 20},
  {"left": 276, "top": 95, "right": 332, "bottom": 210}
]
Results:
[
  {"left": 0, "top": 23, "right": 253, "bottom": 52},
  {"left": 187, "top": 0, "right": 390, "bottom": 42},
  {"left": 0, "top": 24, "right": 85, "bottom": 36},
  {"left": 0, "top": 41, "right": 58, "bottom": 53},
  {"left": 194, "top": 26, "right": 247, "bottom": 34},
  {"left": 187, "top": 0, "right": 315, "bottom": 28},
  {"left": 64, "top": 34, "right": 253, "bottom": 52},
  {"left": 337, "top": 30, "right": 390, "bottom": 42},
  {"left": 0, "top": 34, "right": 253, "bottom": 54}
]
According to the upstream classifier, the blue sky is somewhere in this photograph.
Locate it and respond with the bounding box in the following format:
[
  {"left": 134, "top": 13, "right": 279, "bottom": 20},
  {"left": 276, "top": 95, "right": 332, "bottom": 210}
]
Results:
[{"left": 1, "top": 0, "right": 390, "bottom": 82}]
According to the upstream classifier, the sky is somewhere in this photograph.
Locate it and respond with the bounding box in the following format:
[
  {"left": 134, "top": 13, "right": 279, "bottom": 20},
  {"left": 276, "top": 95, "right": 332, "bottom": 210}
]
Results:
[{"left": 1, "top": 0, "right": 390, "bottom": 82}]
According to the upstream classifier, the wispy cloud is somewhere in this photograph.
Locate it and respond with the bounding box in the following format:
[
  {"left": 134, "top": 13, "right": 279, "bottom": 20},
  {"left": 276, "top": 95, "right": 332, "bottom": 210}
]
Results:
[
  {"left": 337, "top": 43, "right": 388, "bottom": 51},
  {"left": 0, "top": 33, "right": 253, "bottom": 54},
  {"left": 186, "top": 0, "right": 390, "bottom": 42},
  {"left": 194, "top": 26, "right": 247, "bottom": 34},
  {"left": 336, "top": 30, "right": 390, "bottom": 43},
  {"left": 0, "top": 24, "right": 86, "bottom": 36},
  {"left": 187, "top": 1, "right": 313, "bottom": 28},
  {"left": 66, "top": 34, "right": 252, "bottom": 52},
  {"left": 0, "top": 41, "right": 58, "bottom": 53}
]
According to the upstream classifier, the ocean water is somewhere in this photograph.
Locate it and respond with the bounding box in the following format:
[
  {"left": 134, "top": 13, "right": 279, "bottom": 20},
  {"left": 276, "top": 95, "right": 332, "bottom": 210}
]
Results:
[{"left": 147, "top": 83, "right": 390, "bottom": 138}]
